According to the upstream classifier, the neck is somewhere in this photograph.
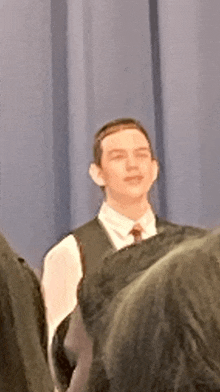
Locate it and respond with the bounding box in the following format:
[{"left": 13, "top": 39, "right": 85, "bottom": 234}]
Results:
[{"left": 106, "top": 194, "right": 151, "bottom": 220}]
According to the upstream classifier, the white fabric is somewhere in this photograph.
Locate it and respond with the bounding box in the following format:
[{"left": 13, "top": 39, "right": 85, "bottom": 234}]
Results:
[
  {"left": 99, "top": 202, "right": 157, "bottom": 248},
  {"left": 41, "top": 202, "right": 157, "bottom": 343}
]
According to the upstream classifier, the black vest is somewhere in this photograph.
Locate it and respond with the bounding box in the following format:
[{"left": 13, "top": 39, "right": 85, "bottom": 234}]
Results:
[
  {"left": 72, "top": 217, "right": 116, "bottom": 276},
  {"left": 72, "top": 216, "right": 206, "bottom": 277}
]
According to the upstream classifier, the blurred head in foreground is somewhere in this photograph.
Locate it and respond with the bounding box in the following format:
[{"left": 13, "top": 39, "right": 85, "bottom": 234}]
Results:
[
  {"left": 103, "top": 230, "right": 220, "bottom": 392},
  {"left": 0, "top": 232, "right": 53, "bottom": 392}
]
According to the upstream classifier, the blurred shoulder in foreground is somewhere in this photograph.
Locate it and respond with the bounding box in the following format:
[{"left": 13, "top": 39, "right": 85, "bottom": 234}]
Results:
[{"left": 0, "top": 232, "right": 54, "bottom": 392}]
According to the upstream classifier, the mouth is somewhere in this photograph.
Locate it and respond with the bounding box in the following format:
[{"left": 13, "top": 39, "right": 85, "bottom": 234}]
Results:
[{"left": 124, "top": 175, "right": 144, "bottom": 183}]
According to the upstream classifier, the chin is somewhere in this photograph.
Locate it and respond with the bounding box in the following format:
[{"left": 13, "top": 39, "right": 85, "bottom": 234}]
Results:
[
  {"left": 122, "top": 190, "right": 146, "bottom": 201},
  {"left": 126, "top": 184, "right": 149, "bottom": 196}
]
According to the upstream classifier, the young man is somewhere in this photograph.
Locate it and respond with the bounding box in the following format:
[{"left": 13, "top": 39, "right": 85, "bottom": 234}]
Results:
[
  {"left": 42, "top": 118, "right": 207, "bottom": 391},
  {"left": 42, "top": 118, "right": 159, "bottom": 344}
]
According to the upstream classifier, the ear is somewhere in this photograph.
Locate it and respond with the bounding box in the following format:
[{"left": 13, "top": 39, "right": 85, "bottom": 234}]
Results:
[{"left": 89, "top": 163, "right": 105, "bottom": 186}]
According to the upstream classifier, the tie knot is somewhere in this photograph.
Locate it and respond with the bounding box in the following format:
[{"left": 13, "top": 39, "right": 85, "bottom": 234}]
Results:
[{"left": 130, "top": 223, "right": 143, "bottom": 243}]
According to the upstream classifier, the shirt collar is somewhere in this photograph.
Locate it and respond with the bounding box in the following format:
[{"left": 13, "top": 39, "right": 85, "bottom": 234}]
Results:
[{"left": 98, "top": 201, "right": 156, "bottom": 239}]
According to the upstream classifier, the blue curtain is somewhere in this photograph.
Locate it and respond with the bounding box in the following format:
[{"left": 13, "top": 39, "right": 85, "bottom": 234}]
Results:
[
  {"left": 1, "top": 0, "right": 55, "bottom": 271},
  {"left": 2, "top": 0, "right": 220, "bottom": 271},
  {"left": 158, "top": 0, "right": 220, "bottom": 228}
]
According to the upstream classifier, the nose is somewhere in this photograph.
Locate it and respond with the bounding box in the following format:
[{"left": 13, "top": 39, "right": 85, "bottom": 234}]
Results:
[{"left": 125, "top": 153, "right": 138, "bottom": 170}]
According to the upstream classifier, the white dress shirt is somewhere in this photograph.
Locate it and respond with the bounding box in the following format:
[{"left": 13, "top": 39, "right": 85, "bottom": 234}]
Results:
[{"left": 41, "top": 202, "right": 157, "bottom": 344}]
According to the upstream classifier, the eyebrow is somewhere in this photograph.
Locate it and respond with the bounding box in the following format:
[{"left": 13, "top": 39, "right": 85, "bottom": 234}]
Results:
[
  {"left": 107, "top": 149, "right": 126, "bottom": 156},
  {"left": 108, "top": 147, "right": 151, "bottom": 156},
  {"left": 134, "top": 147, "right": 151, "bottom": 152}
]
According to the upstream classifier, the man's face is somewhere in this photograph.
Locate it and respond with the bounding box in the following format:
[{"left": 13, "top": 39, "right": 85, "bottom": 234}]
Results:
[{"left": 97, "top": 128, "right": 158, "bottom": 203}]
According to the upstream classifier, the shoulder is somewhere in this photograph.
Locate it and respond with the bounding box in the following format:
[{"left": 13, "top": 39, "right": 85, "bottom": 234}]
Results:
[
  {"left": 0, "top": 233, "right": 29, "bottom": 273},
  {"left": 0, "top": 232, "right": 16, "bottom": 258},
  {"left": 0, "top": 233, "right": 42, "bottom": 314},
  {"left": 45, "top": 218, "right": 99, "bottom": 259},
  {"left": 44, "top": 234, "right": 78, "bottom": 262},
  {"left": 73, "top": 217, "right": 99, "bottom": 236},
  {"left": 43, "top": 219, "right": 100, "bottom": 269},
  {"left": 42, "top": 233, "right": 83, "bottom": 292}
]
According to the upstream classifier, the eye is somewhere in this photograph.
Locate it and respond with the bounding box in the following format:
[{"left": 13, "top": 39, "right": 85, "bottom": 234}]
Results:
[
  {"left": 111, "top": 154, "right": 125, "bottom": 160},
  {"left": 136, "top": 152, "right": 150, "bottom": 158}
]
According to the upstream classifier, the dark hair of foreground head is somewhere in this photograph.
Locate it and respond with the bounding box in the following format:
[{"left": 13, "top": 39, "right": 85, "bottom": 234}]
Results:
[{"left": 102, "top": 231, "right": 220, "bottom": 392}]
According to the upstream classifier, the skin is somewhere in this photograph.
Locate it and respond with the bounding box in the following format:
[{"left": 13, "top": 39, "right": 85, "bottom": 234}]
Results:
[{"left": 94, "top": 128, "right": 158, "bottom": 220}]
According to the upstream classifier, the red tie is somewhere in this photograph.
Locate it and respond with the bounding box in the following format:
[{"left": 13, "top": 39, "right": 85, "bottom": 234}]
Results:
[{"left": 130, "top": 223, "right": 143, "bottom": 244}]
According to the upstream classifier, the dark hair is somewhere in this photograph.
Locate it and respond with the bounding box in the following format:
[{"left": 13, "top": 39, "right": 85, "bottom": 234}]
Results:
[
  {"left": 93, "top": 118, "right": 156, "bottom": 167},
  {"left": 102, "top": 231, "right": 220, "bottom": 392}
]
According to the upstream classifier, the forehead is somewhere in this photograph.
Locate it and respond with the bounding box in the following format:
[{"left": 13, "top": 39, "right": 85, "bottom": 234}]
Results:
[{"left": 101, "top": 128, "right": 150, "bottom": 152}]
